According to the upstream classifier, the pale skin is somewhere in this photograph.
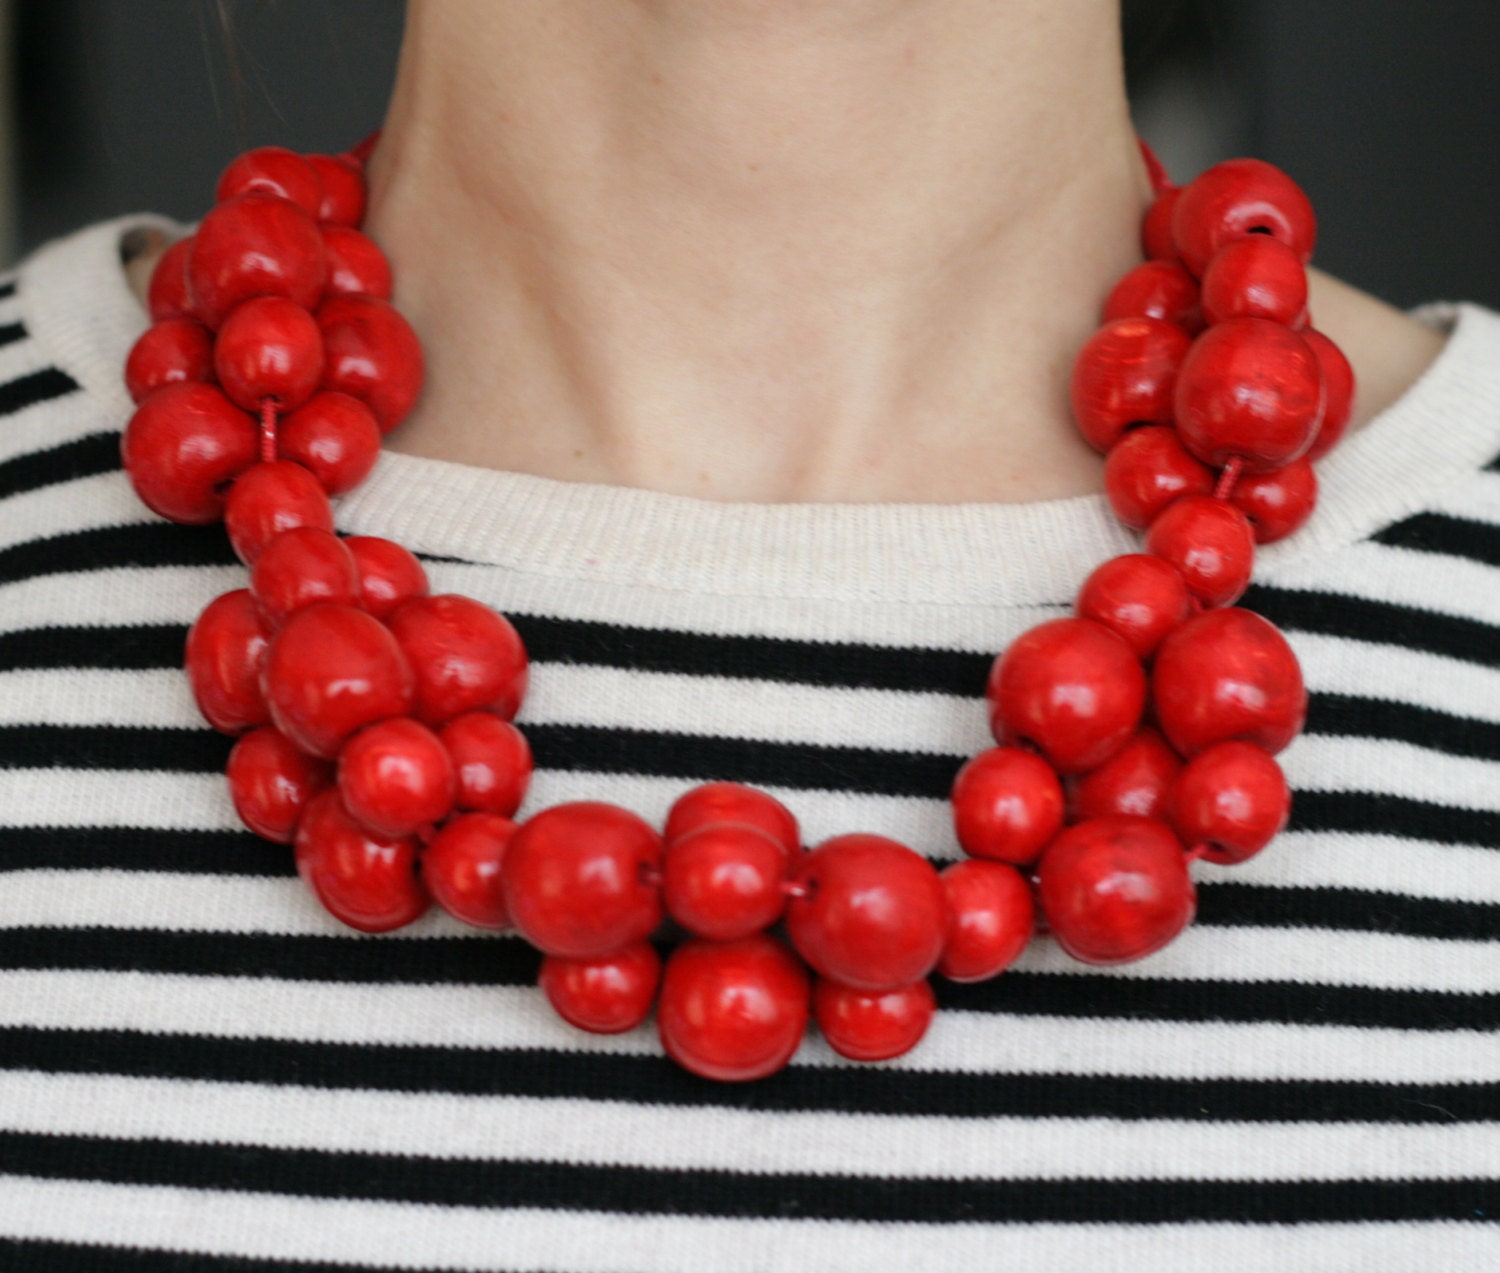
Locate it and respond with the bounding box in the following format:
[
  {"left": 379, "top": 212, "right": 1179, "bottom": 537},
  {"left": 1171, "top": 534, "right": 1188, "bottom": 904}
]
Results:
[{"left": 129, "top": 0, "right": 1444, "bottom": 504}]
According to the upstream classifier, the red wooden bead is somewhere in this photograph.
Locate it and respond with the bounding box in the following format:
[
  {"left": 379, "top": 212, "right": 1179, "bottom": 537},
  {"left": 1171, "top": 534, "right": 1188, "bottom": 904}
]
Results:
[
  {"left": 812, "top": 977, "right": 935, "bottom": 1062},
  {"left": 261, "top": 603, "right": 416, "bottom": 759},
  {"left": 937, "top": 859, "right": 1035, "bottom": 983},
  {"left": 213, "top": 295, "right": 325, "bottom": 413},
  {"left": 322, "top": 227, "right": 393, "bottom": 300},
  {"left": 438, "top": 710, "right": 532, "bottom": 816},
  {"left": 1302, "top": 328, "right": 1356, "bottom": 461},
  {"left": 500, "top": 802, "right": 664, "bottom": 959},
  {"left": 344, "top": 535, "right": 430, "bottom": 619},
  {"left": 1103, "top": 425, "right": 1215, "bottom": 530},
  {"left": 185, "top": 589, "right": 272, "bottom": 734},
  {"left": 148, "top": 237, "right": 196, "bottom": 322},
  {"left": 949, "top": 746, "right": 1064, "bottom": 866},
  {"left": 338, "top": 716, "right": 456, "bottom": 837},
  {"left": 785, "top": 834, "right": 947, "bottom": 992},
  {"left": 1103, "top": 260, "right": 1201, "bottom": 330},
  {"left": 541, "top": 941, "right": 662, "bottom": 1035},
  {"left": 1171, "top": 740, "right": 1290, "bottom": 865},
  {"left": 987, "top": 617, "right": 1146, "bottom": 775},
  {"left": 1035, "top": 816, "right": 1196, "bottom": 965},
  {"left": 226, "top": 724, "right": 333, "bottom": 844},
  {"left": 663, "top": 822, "right": 789, "bottom": 941},
  {"left": 1075, "top": 552, "right": 1194, "bottom": 659},
  {"left": 1146, "top": 494, "right": 1256, "bottom": 609},
  {"left": 276, "top": 392, "right": 382, "bottom": 495},
  {"left": 664, "top": 782, "right": 801, "bottom": 859},
  {"left": 1142, "top": 186, "right": 1181, "bottom": 261},
  {"left": 316, "top": 294, "right": 424, "bottom": 433},
  {"left": 656, "top": 933, "right": 810, "bottom": 1082},
  {"left": 1067, "top": 726, "right": 1182, "bottom": 823},
  {"left": 1229, "top": 458, "right": 1318, "bottom": 544},
  {"left": 1070, "top": 317, "right": 1193, "bottom": 453},
  {"left": 1174, "top": 317, "right": 1323, "bottom": 471},
  {"left": 188, "top": 193, "right": 327, "bottom": 331},
  {"left": 216, "top": 146, "right": 324, "bottom": 217},
  {"left": 224, "top": 461, "right": 334, "bottom": 566},
  {"left": 307, "top": 153, "right": 367, "bottom": 228},
  {"left": 294, "top": 787, "right": 428, "bottom": 933},
  {"left": 124, "top": 319, "right": 214, "bottom": 403},
  {"left": 421, "top": 811, "right": 517, "bottom": 929},
  {"left": 250, "top": 527, "right": 361, "bottom": 627},
  {"left": 386, "top": 594, "right": 529, "bottom": 726},
  {"left": 1171, "top": 158, "right": 1317, "bottom": 277},
  {"left": 1152, "top": 607, "right": 1306, "bottom": 757},
  {"left": 122, "top": 382, "right": 258, "bottom": 524},
  {"left": 1200, "top": 235, "right": 1308, "bottom": 327}
]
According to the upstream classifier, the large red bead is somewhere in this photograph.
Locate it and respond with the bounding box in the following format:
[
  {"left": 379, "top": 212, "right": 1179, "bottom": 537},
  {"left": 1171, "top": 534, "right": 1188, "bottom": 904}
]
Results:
[
  {"left": 250, "top": 527, "right": 361, "bottom": 627},
  {"left": 949, "top": 746, "right": 1064, "bottom": 866},
  {"left": 1070, "top": 317, "right": 1193, "bottom": 453},
  {"left": 1302, "top": 329, "right": 1356, "bottom": 461},
  {"left": 987, "top": 618, "right": 1146, "bottom": 775},
  {"left": 663, "top": 822, "right": 789, "bottom": 941},
  {"left": 307, "top": 154, "right": 367, "bottom": 228},
  {"left": 345, "top": 536, "right": 430, "bottom": 619},
  {"left": 1229, "top": 458, "right": 1318, "bottom": 544},
  {"left": 1146, "top": 494, "right": 1256, "bottom": 609},
  {"left": 1103, "top": 425, "right": 1215, "bottom": 530},
  {"left": 226, "top": 724, "right": 333, "bottom": 844},
  {"left": 1170, "top": 739, "right": 1290, "bottom": 864},
  {"left": 317, "top": 294, "right": 424, "bottom": 432},
  {"left": 124, "top": 319, "right": 214, "bottom": 403},
  {"left": 216, "top": 146, "right": 323, "bottom": 217},
  {"left": 540, "top": 941, "right": 662, "bottom": 1035},
  {"left": 1152, "top": 608, "right": 1306, "bottom": 757},
  {"left": 188, "top": 193, "right": 327, "bottom": 330},
  {"left": 261, "top": 603, "right": 416, "bottom": 759},
  {"left": 1067, "top": 725, "right": 1182, "bottom": 823},
  {"left": 224, "top": 461, "right": 334, "bottom": 566},
  {"left": 147, "top": 237, "right": 196, "bottom": 322},
  {"left": 338, "top": 716, "right": 456, "bottom": 837},
  {"left": 439, "top": 711, "right": 532, "bottom": 816},
  {"left": 500, "top": 802, "right": 664, "bottom": 959},
  {"left": 386, "top": 594, "right": 529, "bottom": 726},
  {"left": 184, "top": 589, "right": 272, "bottom": 734},
  {"left": 656, "top": 934, "right": 810, "bottom": 1082},
  {"left": 1171, "top": 157, "right": 1317, "bottom": 277},
  {"left": 785, "top": 834, "right": 947, "bottom": 992},
  {"left": 1102, "top": 260, "right": 1201, "bottom": 331},
  {"left": 294, "top": 788, "right": 428, "bottom": 933},
  {"left": 1075, "top": 552, "right": 1194, "bottom": 660},
  {"left": 1200, "top": 235, "right": 1308, "bottom": 327},
  {"left": 1035, "top": 816, "right": 1196, "bottom": 965},
  {"left": 937, "top": 859, "right": 1035, "bottom": 983},
  {"left": 322, "top": 227, "right": 393, "bottom": 300},
  {"left": 421, "top": 811, "right": 517, "bottom": 929},
  {"left": 812, "top": 977, "right": 935, "bottom": 1062},
  {"left": 122, "top": 382, "right": 258, "bottom": 524},
  {"left": 664, "top": 782, "right": 800, "bottom": 858},
  {"left": 213, "top": 296, "right": 325, "bottom": 413},
  {"left": 276, "top": 392, "right": 382, "bottom": 495}
]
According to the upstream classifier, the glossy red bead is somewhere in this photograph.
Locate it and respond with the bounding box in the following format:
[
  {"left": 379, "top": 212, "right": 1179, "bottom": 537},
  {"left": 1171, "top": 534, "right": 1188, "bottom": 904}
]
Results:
[
  {"left": 1302, "top": 328, "right": 1356, "bottom": 461},
  {"left": 1103, "top": 425, "right": 1215, "bottom": 530},
  {"left": 987, "top": 617, "right": 1146, "bottom": 775},
  {"left": 261, "top": 603, "right": 416, "bottom": 759},
  {"left": 1070, "top": 317, "right": 1193, "bottom": 453},
  {"left": 276, "top": 392, "right": 382, "bottom": 495},
  {"left": 664, "top": 782, "right": 801, "bottom": 859},
  {"left": 386, "top": 594, "right": 529, "bottom": 726},
  {"left": 1067, "top": 725, "right": 1183, "bottom": 823},
  {"left": 1152, "top": 607, "right": 1306, "bottom": 757},
  {"left": 307, "top": 154, "right": 367, "bottom": 228},
  {"left": 322, "top": 227, "right": 393, "bottom": 300},
  {"left": 1075, "top": 552, "right": 1194, "bottom": 659},
  {"left": 188, "top": 193, "right": 327, "bottom": 330},
  {"left": 813, "top": 977, "right": 935, "bottom": 1062},
  {"left": 121, "top": 382, "right": 258, "bottom": 524},
  {"left": 1229, "top": 458, "right": 1318, "bottom": 544},
  {"left": 224, "top": 461, "right": 334, "bottom": 566},
  {"left": 344, "top": 535, "right": 430, "bottom": 619},
  {"left": 1146, "top": 494, "right": 1256, "bottom": 609},
  {"left": 937, "top": 858, "right": 1035, "bottom": 983},
  {"left": 785, "top": 834, "right": 947, "bottom": 992},
  {"left": 147, "top": 237, "right": 196, "bottom": 322},
  {"left": 316, "top": 294, "right": 424, "bottom": 433},
  {"left": 213, "top": 295, "right": 325, "bottom": 413},
  {"left": 1142, "top": 186, "right": 1181, "bottom": 262},
  {"left": 540, "top": 941, "right": 662, "bottom": 1035},
  {"left": 250, "top": 527, "right": 361, "bottom": 627},
  {"left": 338, "top": 716, "right": 456, "bottom": 837},
  {"left": 1035, "top": 816, "right": 1196, "bottom": 965},
  {"left": 226, "top": 724, "right": 333, "bottom": 843},
  {"left": 1171, "top": 157, "right": 1317, "bottom": 276},
  {"left": 216, "top": 146, "right": 324, "bottom": 217},
  {"left": 184, "top": 588, "right": 272, "bottom": 734},
  {"left": 438, "top": 710, "right": 532, "bottom": 816},
  {"left": 949, "top": 745, "right": 1064, "bottom": 866},
  {"left": 1174, "top": 317, "right": 1323, "bottom": 471},
  {"left": 294, "top": 787, "right": 428, "bottom": 933},
  {"left": 421, "top": 811, "right": 517, "bottom": 929},
  {"left": 1171, "top": 740, "right": 1290, "bottom": 865},
  {"left": 663, "top": 822, "right": 789, "bottom": 940},
  {"left": 1200, "top": 234, "right": 1308, "bottom": 327},
  {"left": 124, "top": 319, "right": 214, "bottom": 403},
  {"left": 500, "top": 802, "right": 664, "bottom": 959},
  {"left": 1103, "top": 259, "right": 1201, "bottom": 330},
  {"left": 656, "top": 934, "right": 810, "bottom": 1082}
]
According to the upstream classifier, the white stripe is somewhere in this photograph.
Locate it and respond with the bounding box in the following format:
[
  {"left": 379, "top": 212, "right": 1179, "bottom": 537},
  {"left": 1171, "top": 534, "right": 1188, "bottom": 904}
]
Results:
[
  {"left": 1428, "top": 467, "right": 1500, "bottom": 522},
  {"left": 1297, "top": 632, "right": 1500, "bottom": 727},
  {"left": 1284, "top": 734, "right": 1500, "bottom": 811},
  {"left": 0, "top": 566, "right": 240, "bottom": 635},
  {"left": 0, "top": 668, "right": 195, "bottom": 727},
  {"left": 0, "top": 472, "right": 145, "bottom": 552},
  {"left": 0, "top": 770, "right": 236, "bottom": 830},
  {"left": 1277, "top": 540, "right": 1500, "bottom": 627},
  {"left": 1231, "top": 830, "right": 1500, "bottom": 905}
]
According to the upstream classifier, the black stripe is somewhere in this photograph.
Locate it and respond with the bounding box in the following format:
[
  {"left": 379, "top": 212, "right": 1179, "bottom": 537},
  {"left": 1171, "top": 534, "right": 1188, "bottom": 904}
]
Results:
[
  {"left": 5, "top": 1026, "right": 1500, "bottom": 1125},
  {"left": 3, "top": 1129, "right": 1497, "bottom": 1222},
  {"left": 0, "top": 827, "right": 283, "bottom": 874},
  {"left": 1307, "top": 692, "right": 1500, "bottom": 762},
  {"left": 0, "top": 430, "right": 120, "bottom": 500},
  {"left": 1287, "top": 790, "right": 1500, "bottom": 849},
  {"left": 0, "top": 522, "right": 235, "bottom": 586},
  {"left": 0, "top": 279, "right": 16, "bottom": 301},
  {"left": 0, "top": 366, "right": 79, "bottom": 418},
  {"left": 0, "top": 1242, "right": 416, "bottom": 1273},
  {"left": 0, "top": 723, "right": 233, "bottom": 773},
  {"left": 0, "top": 624, "right": 184, "bottom": 671},
  {"left": 1373, "top": 512, "right": 1500, "bottom": 568},
  {"left": 0, "top": 321, "right": 26, "bottom": 350}
]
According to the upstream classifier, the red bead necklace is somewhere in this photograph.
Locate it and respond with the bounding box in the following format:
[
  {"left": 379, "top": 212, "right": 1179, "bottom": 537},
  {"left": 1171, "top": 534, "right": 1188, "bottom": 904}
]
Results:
[{"left": 121, "top": 138, "right": 1351, "bottom": 1082}]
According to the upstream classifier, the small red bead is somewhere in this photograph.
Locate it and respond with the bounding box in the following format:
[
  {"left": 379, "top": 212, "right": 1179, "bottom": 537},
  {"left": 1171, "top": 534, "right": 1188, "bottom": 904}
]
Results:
[
  {"left": 813, "top": 977, "right": 935, "bottom": 1062},
  {"left": 1146, "top": 494, "right": 1256, "bottom": 609},
  {"left": 122, "top": 382, "right": 258, "bottom": 524},
  {"left": 322, "top": 227, "right": 393, "bottom": 300},
  {"left": 500, "top": 802, "right": 664, "bottom": 959},
  {"left": 1103, "top": 425, "right": 1215, "bottom": 530},
  {"left": 226, "top": 724, "right": 333, "bottom": 843},
  {"left": 540, "top": 941, "right": 662, "bottom": 1035},
  {"left": 785, "top": 834, "right": 947, "bottom": 992},
  {"left": 1075, "top": 552, "right": 1194, "bottom": 659},
  {"left": 276, "top": 392, "right": 382, "bottom": 495},
  {"left": 438, "top": 710, "right": 532, "bottom": 816},
  {"left": 1152, "top": 607, "right": 1306, "bottom": 757},
  {"left": 124, "top": 319, "right": 214, "bottom": 403},
  {"left": 1302, "top": 328, "right": 1356, "bottom": 461},
  {"left": 1200, "top": 235, "right": 1308, "bottom": 327},
  {"left": 1171, "top": 158, "right": 1317, "bottom": 277},
  {"left": 1171, "top": 740, "right": 1290, "bottom": 865},
  {"left": 216, "top": 146, "right": 324, "bottom": 217},
  {"left": 937, "top": 859, "right": 1035, "bottom": 983},
  {"left": 344, "top": 535, "right": 430, "bottom": 619},
  {"left": 386, "top": 594, "right": 529, "bottom": 726},
  {"left": 1229, "top": 458, "right": 1318, "bottom": 544},
  {"left": 316, "top": 294, "right": 424, "bottom": 433},
  {"left": 338, "top": 716, "right": 456, "bottom": 837},
  {"left": 421, "top": 811, "right": 517, "bottom": 929},
  {"left": 250, "top": 527, "right": 361, "bottom": 627},
  {"left": 987, "top": 617, "right": 1146, "bottom": 775},
  {"left": 261, "top": 603, "right": 416, "bottom": 759},
  {"left": 1070, "top": 317, "right": 1193, "bottom": 453},
  {"left": 1103, "top": 260, "right": 1201, "bottom": 330},
  {"left": 224, "top": 461, "right": 334, "bottom": 566},
  {"left": 949, "top": 746, "right": 1064, "bottom": 866},
  {"left": 184, "top": 589, "right": 272, "bottom": 734},
  {"left": 664, "top": 782, "right": 801, "bottom": 859},
  {"left": 148, "top": 237, "right": 196, "bottom": 322},
  {"left": 656, "top": 934, "right": 810, "bottom": 1082},
  {"left": 294, "top": 788, "right": 428, "bottom": 933},
  {"left": 307, "top": 153, "right": 367, "bottom": 228},
  {"left": 188, "top": 193, "right": 327, "bottom": 331},
  {"left": 213, "top": 296, "right": 325, "bottom": 414},
  {"left": 1142, "top": 187, "right": 1181, "bottom": 262},
  {"left": 1035, "top": 816, "right": 1196, "bottom": 965},
  {"left": 663, "top": 822, "right": 789, "bottom": 941},
  {"left": 1067, "top": 725, "right": 1183, "bottom": 823}
]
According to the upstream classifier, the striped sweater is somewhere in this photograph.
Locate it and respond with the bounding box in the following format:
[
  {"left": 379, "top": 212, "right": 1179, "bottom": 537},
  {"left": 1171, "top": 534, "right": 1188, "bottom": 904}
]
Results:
[{"left": 1, "top": 216, "right": 1499, "bottom": 1272}]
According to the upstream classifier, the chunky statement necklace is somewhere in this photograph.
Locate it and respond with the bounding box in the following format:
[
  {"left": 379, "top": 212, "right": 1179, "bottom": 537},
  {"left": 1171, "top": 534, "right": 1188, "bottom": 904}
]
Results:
[{"left": 121, "top": 137, "right": 1351, "bottom": 1081}]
